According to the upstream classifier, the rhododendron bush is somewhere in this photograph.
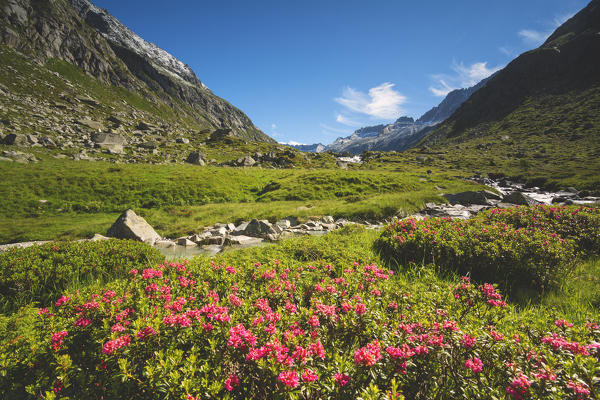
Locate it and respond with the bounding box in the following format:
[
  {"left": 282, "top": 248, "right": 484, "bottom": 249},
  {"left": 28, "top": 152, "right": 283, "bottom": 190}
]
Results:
[
  {"left": 1, "top": 258, "right": 598, "bottom": 399},
  {"left": 375, "top": 205, "right": 600, "bottom": 292}
]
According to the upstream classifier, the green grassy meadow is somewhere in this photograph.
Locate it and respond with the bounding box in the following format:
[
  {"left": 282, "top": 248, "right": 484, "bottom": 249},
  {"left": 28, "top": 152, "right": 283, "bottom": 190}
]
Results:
[{"left": 0, "top": 157, "right": 483, "bottom": 243}]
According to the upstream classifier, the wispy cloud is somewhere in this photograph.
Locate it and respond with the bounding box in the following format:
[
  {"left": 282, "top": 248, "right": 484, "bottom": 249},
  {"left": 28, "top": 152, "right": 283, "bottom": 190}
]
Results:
[
  {"left": 279, "top": 140, "right": 305, "bottom": 146},
  {"left": 518, "top": 11, "right": 575, "bottom": 47},
  {"left": 271, "top": 123, "right": 277, "bottom": 130},
  {"left": 429, "top": 61, "right": 502, "bottom": 97},
  {"left": 335, "top": 113, "right": 362, "bottom": 127},
  {"left": 335, "top": 82, "right": 406, "bottom": 119},
  {"left": 518, "top": 29, "right": 550, "bottom": 46}
]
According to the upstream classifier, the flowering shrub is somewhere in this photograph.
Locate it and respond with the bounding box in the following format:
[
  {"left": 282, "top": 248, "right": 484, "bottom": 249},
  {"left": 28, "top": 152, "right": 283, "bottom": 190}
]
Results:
[
  {"left": 373, "top": 205, "right": 600, "bottom": 292},
  {"left": 1, "top": 258, "right": 598, "bottom": 399},
  {"left": 0, "top": 240, "right": 164, "bottom": 313}
]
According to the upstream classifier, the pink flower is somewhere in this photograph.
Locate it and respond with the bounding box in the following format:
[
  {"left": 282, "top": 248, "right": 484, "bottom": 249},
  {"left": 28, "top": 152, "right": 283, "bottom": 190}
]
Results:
[
  {"left": 229, "top": 294, "right": 243, "bottom": 307},
  {"left": 74, "top": 317, "right": 91, "bottom": 328},
  {"left": 136, "top": 326, "right": 157, "bottom": 340},
  {"left": 224, "top": 373, "right": 240, "bottom": 391},
  {"left": 55, "top": 295, "right": 70, "bottom": 307},
  {"left": 355, "top": 303, "right": 367, "bottom": 315},
  {"left": 461, "top": 334, "right": 476, "bottom": 349},
  {"left": 278, "top": 370, "right": 299, "bottom": 388},
  {"left": 301, "top": 369, "right": 319, "bottom": 383},
  {"left": 555, "top": 319, "right": 573, "bottom": 328},
  {"left": 567, "top": 380, "right": 591, "bottom": 398},
  {"left": 334, "top": 373, "right": 351, "bottom": 387},
  {"left": 51, "top": 331, "right": 68, "bottom": 351},
  {"left": 102, "top": 334, "right": 131, "bottom": 355},
  {"left": 506, "top": 374, "right": 531, "bottom": 400},
  {"left": 465, "top": 357, "right": 483, "bottom": 373},
  {"left": 308, "top": 314, "right": 320, "bottom": 328},
  {"left": 354, "top": 341, "right": 382, "bottom": 367}
]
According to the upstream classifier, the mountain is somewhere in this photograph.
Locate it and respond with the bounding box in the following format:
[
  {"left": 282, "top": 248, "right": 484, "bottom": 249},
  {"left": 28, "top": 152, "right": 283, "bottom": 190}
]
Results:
[
  {"left": 0, "top": 0, "right": 273, "bottom": 144},
  {"left": 419, "top": 0, "right": 600, "bottom": 189},
  {"left": 320, "top": 78, "right": 491, "bottom": 155},
  {"left": 287, "top": 143, "right": 326, "bottom": 153}
]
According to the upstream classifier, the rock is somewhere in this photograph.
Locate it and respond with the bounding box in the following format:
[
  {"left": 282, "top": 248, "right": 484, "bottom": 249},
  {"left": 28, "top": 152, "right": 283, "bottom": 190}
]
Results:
[
  {"left": 77, "top": 118, "right": 104, "bottom": 131},
  {"left": 502, "top": 191, "right": 540, "bottom": 206},
  {"left": 237, "top": 156, "right": 256, "bottom": 167},
  {"left": 321, "top": 216, "right": 335, "bottom": 224},
  {"left": 321, "top": 223, "right": 336, "bottom": 231},
  {"left": 90, "top": 233, "right": 109, "bottom": 242},
  {"left": 189, "top": 232, "right": 212, "bottom": 244},
  {"left": 136, "top": 121, "right": 155, "bottom": 131},
  {"left": 3, "top": 133, "right": 28, "bottom": 146},
  {"left": 176, "top": 137, "right": 190, "bottom": 144},
  {"left": 39, "top": 137, "right": 56, "bottom": 148},
  {"left": 336, "top": 161, "right": 348, "bottom": 169},
  {"left": 205, "top": 236, "right": 225, "bottom": 245},
  {"left": 106, "top": 209, "right": 161, "bottom": 245},
  {"left": 244, "top": 219, "right": 278, "bottom": 238},
  {"left": 186, "top": 151, "right": 206, "bottom": 166},
  {"left": 276, "top": 217, "right": 297, "bottom": 228},
  {"left": 155, "top": 239, "right": 176, "bottom": 248},
  {"left": 92, "top": 132, "right": 126, "bottom": 153},
  {"left": 443, "top": 191, "right": 496, "bottom": 206},
  {"left": 225, "top": 235, "right": 264, "bottom": 246},
  {"left": 201, "top": 244, "right": 223, "bottom": 255},
  {"left": 210, "top": 226, "right": 228, "bottom": 236},
  {"left": 177, "top": 238, "right": 197, "bottom": 247},
  {"left": 232, "top": 221, "right": 249, "bottom": 236}
]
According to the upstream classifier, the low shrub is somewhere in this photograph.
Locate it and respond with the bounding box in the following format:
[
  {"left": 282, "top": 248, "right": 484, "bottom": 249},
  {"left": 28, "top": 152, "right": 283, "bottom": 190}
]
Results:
[
  {"left": 373, "top": 205, "right": 599, "bottom": 293},
  {"left": 479, "top": 205, "right": 600, "bottom": 254},
  {"left": 0, "top": 240, "right": 164, "bottom": 314},
  {"left": 1, "top": 260, "right": 597, "bottom": 399}
]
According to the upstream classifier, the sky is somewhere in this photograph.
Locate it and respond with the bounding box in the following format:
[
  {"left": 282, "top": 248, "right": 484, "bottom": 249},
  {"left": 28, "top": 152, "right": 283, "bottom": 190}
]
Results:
[{"left": 92, "top": 0, "right": 588, "bottom": 145}]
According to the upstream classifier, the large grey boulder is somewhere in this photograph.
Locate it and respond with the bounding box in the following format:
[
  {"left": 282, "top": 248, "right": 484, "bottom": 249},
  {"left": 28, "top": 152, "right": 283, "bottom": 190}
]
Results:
[
  {"left": 186, "top": 151, "right": 206, "bottom": 165},
  {"left": 92, "top": 132, "right": 126, "bottom": 153},
  {"left": 237, "top": 156, "right": 256, "bottom": 167},
  {"left": 503, "top": 191, "right": 540, "bottom": 206},
  {"left": 244, "top": 219, "right": 280, "bottom": 238},
  {"left": 107, "top": 209, "right": 161, "bottom": 245},
  {"left": 443, "top": 190, "right": 499, "bottom": 206}
]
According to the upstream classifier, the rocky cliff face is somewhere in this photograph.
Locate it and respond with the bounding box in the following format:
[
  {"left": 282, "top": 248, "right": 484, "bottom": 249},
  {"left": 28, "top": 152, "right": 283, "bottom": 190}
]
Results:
[
  {"left": 320, "top": 79, "right": 490, "bottom": 155},
  {"left": 0, "top": 0, "right": 273, "bottom": 142}
]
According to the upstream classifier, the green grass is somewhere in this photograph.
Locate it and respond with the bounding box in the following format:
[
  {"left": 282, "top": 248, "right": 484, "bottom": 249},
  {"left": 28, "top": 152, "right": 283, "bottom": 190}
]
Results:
[{"left": 0, "top": 158, "right": 482, "bottom": 242}]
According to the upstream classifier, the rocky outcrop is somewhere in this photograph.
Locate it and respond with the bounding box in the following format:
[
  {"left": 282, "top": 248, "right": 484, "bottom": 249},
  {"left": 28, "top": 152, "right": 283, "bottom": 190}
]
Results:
[
  {"left": 0, "top": 0, "right": 274, "bottom": 143},
  {"left": 502, "top": 191, "right": 540, "bottom": 206},
  {"left": 106, "top": 209, "right": 161, "bottom": 245},
  {"left": 443, "top": 190, "right": 501, "bottom": 206},
  {"left": 92, "top": 132, "right": 126, "bottom": 153}
]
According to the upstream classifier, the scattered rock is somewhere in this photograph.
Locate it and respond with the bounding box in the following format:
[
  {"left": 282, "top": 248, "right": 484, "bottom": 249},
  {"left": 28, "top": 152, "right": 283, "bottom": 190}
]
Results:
[
  {"left": 90, "top": 233, "right": 109, "bottom": 242},
  {"left": 176, "top": 137, "right": 190, "bottom": 144},
  {"left": 502, "top": 191, "right": 540, "bottom": 206},
  {"left": 106, "top": 209, "right": 161, "bottom": 245},
  {"left": 2, "top": 133, "right": 28, "bottom": 146},
  {"left": 92, "top": 132, "right": 126, "bottom": 153},
  {"left": 225, "top": 235, "right": 264, "bottom": 246},
  {"left": 443, "top": 191, "right": 498, "bottom": 206},
  {"left": 177, "top": 238, "right": 197, "bottom": 247}
]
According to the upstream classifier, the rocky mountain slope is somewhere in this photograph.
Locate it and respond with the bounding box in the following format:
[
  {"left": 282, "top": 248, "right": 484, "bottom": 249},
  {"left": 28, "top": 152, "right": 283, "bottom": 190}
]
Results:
[
  {"left": 304, "top": 78, "right": 491, "bottom": 155},
  {"left": 418, "top": 0, "right": 600, "bottom": 189},
  {"left": 0, "top": 0, "right": 273, "bottom": 148}
]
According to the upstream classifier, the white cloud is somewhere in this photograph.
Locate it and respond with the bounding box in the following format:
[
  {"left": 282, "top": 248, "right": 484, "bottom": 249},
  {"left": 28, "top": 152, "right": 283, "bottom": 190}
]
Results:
[
  {"left": 335, "top": 113, "right": 362, "bottom": 127},
  {"left": 429, "top": 61, "right": 502, "bottom": 97},
  {"left": 518, "top": 11, "right": 575, "bottom": 47},
  {"left": 335, "top": 82, "right": 406, "bottom": 119},
  {"left": 271, "top": 123, "right": 277, "bottom": 130},
  {"left": 518, "top": 29, "right": 549, "bottom": 46}
]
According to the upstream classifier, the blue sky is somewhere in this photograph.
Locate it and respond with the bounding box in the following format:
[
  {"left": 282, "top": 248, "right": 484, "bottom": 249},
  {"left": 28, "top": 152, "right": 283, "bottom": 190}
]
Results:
[{"left": 92, "top": 0, "right": 588, "bottom": 145}]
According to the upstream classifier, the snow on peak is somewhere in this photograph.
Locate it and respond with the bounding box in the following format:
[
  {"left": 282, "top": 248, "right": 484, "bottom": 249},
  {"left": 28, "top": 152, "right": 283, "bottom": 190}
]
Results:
[{"left": 68, "top": 0, "right": 208, "bottom": 89}]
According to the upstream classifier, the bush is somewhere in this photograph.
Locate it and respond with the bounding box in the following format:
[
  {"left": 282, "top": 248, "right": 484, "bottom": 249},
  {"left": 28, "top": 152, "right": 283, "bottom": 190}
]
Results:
[
  {"left": 479, "top": 205, "right": 600, "bottom": 254},
  {"left": 1, "top": 260, "right": 597, "bottom": 399},
  {"left": 373, "top": 205, "right": 599, "bottom": 293},
  {"left": 0, "top": 240, "right": 164, "bottom": 314}
]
